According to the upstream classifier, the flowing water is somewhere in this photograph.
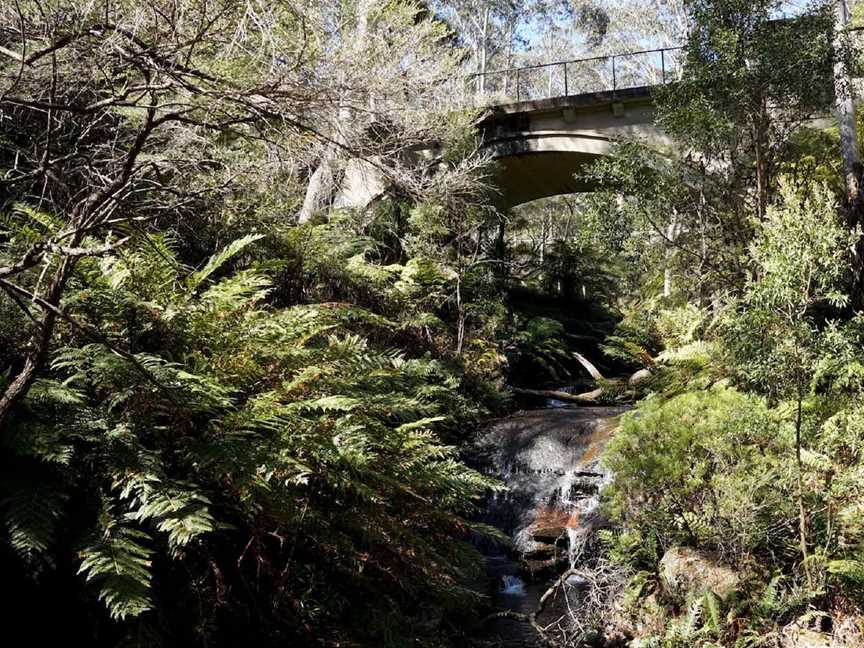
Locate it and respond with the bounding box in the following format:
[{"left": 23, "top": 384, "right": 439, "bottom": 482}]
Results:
[{"left": 469, "top": 402, "right": 628, "bottom": 645}]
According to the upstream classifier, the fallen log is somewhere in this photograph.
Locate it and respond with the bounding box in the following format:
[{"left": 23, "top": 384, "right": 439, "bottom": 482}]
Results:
[
  {"left": 511, "top": 387, "right": 604, "bottom": 403},
  {"left": 572, "top": 351, "right": 605, "bottom": 382}
]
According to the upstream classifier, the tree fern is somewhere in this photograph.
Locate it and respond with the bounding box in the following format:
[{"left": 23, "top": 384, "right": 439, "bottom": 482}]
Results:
[
  {"left": 827, "top": 559, "right": 864, "bottom": 587},
  {"left": 113, "top": 471, "right": 215, "bottom": 551},
  {"left": 186, "top": 233, "right": 263, "bottom": 292}
]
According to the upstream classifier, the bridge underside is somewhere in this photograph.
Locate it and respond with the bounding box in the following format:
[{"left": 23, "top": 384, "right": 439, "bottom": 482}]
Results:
[
  {"left": 335, "top": 87, "right": 672, "bottom": 213},
  {"left": 493, "top": 151, "right": 602, "bottom": 207}
]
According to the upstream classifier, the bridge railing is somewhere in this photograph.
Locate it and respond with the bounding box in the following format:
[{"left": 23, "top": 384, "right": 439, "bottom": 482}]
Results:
[{"left": 459, "top": 46, "right": 684, "bottom": 107}]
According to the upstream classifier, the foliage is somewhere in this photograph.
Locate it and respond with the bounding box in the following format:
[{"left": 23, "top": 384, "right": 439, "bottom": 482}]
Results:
[
  {"left": 603, "top": 385, "right": 797, "bottom": 561},
  {"left": 723, "top": 180, "right": 857, "bottom": 400},
  {"left": 1, "top": 233, "right": 502, "bottom": 644}
]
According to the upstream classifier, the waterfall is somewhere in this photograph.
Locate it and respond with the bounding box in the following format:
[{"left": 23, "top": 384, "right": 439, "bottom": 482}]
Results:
[
  {"left": 472, "top": 404, "right": 627, "bottom": 559},
  {"left": 470, "top": 404, "right": 628, "bottom": 644},
  {"left": 566, "top": 526, "right": 580, "bottom": 569},
  {"left": 500, "top": 574, "right": 527, "bottom": 596}
]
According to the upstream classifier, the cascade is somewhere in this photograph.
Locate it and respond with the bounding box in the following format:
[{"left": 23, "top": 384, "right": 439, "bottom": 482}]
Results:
[{"left": 470, "top": 403, "right": 627, "bottom": 643}]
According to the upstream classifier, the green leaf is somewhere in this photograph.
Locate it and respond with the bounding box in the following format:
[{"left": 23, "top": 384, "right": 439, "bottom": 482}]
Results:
[{"left": 78, "top": 525, "right": 154, "bottom": 620}]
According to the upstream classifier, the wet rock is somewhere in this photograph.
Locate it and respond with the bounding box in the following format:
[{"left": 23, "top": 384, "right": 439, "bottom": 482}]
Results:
[
  {"left": 659, "top": 546, "right": 741, "bottom": 602},
  {"left": 531, "top": 526, "right": 565, "bottom": 542},
  {"left": 522, "top": 556, "right": 558, "bottom": 577},
  {"left": 522, "top": 540, "right": 558, "bottom": 560},
  {"left": 628, "top": 368, "right": 653, "bottom": 388}
]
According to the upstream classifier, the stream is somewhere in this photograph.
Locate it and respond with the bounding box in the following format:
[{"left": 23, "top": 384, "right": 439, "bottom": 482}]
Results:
[{"left": 469, "top": 400, "right": 629, "bottom": 646}]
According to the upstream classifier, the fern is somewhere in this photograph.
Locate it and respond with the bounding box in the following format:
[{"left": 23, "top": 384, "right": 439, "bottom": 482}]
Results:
[
  {"left": 78, "top": 524, "right": 154, "bottom": 620},
  {"left": 114, "top": 471, "right": 215, "bottom": 550},
  {"left": 1, "top": 477, "right": 67, "bottom": 565},
  {"left": 199, "top": 269, "right": 271, "bottom": 308},
  {"left": 187, "top": 233, "right": 263, "bottom": 292},
  {"left": 827, "top": 559, "right": 864, "bottom": 586}
]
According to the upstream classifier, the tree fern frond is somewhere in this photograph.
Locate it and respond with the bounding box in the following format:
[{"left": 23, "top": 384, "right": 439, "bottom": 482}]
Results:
[
  {"left": 1, "top": 477, "right": 67, "bottom": 565},
  {"left": 27, "top": 378, "right": 85, "bottom": 405},
  {"left": 303, "top": 395, "right": 361, "bottom": 413},
  {"left": 113, "top": 472, "right": 215, "bottom": 550},
  {"left": 827, "top": 559, "right": 864, "bottom": 585},
  {"left": 199, "top": 269, "right": 271, "bottom": 309}
]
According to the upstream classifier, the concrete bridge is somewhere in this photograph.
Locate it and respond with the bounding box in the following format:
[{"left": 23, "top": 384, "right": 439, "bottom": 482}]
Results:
[
  {"left": 476, "top": 85, "right": 671, "bottom": 208},
  {"left": 336, "top": 47, "right": 680, "bottom": 210}
]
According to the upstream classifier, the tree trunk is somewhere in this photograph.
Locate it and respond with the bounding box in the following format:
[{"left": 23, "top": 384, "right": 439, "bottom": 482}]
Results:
[
  {"left": 795, "top": 392, "right": 812, "bottom": 589},
  {"left": 297, "top": 156, "right": 337, "bottom": 224},
  {"left": 511, "top": 387, "right": 604, "bottom": 404},
  {"left": 297, "top": 0, "right": 374, "bottom": 224},
  {"left": 0, "top": 256, "right": 75, "bottom": 430},
  {"left": 476, "top": 6, "right": 490, "bottom": 95},
  {"left": 753, "top": 98, "right": 770, "bottom": 220},
  {"left": 456, "top": 275, "right": 465, "bottom": 355},
  {"left": 833, "top": 0, "right": 864, "bottom": 306},
  {"left": 663, "top": 215, "right": 679, "bottom": 298}
]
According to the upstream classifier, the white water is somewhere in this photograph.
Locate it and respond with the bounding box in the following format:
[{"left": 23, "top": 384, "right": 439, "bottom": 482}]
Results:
[{"left": 500, "top": 574, "right": 527, "bottom": 596}]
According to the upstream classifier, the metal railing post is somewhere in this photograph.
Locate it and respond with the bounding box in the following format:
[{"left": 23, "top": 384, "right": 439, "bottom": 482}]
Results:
[
  {"left": 516, "top": 68, "right": 521, "bottom": 102},
  {"left": 611, "top": 56, "right": 617, "bottom": 91},
  {"left": 564, "top": 62, "right": 568, "bottom": 96},
  {"left": 661, "top": 48, "right": 666, "bottom": 84}
]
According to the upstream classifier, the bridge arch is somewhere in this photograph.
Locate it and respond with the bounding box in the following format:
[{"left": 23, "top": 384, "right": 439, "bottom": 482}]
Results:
[
  {"left": 477, "top": 86, "right": 671, "bottom": 208},
  {"left": 334, "top": 87, "right": 673, "bottom": 212}
]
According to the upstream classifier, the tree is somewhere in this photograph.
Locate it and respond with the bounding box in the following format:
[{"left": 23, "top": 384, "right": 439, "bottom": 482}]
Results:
[
  {"left": 658, "top": 0, "right": 835, "bottom": 220},
  {"left": 724, "top": 180, "right": 858, "bottom": 584},
  {"left": 0, "top": 0, "right": 319, "bottom": 428},
  {"left": 831, "top": 0, "right": 864, "bottom": 307}
]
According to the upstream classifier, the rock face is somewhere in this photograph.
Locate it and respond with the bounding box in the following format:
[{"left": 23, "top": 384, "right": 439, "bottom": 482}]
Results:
[{"left": 659, "top": 546, "right": 741, "bottom": 602}]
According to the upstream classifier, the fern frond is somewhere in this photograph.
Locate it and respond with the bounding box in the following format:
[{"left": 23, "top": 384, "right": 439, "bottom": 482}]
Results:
[
  {"left": 78, "top": 525, "right": 154, "bottom": 620},
  {"left": 199, "top": 269, "right": 271, "bottom": 309},
  {"left": 187, "top": 233, "right": 263, "bottom": 292},
  {"left": 827, "top": 559, "right": 864, "bottom": 585},
  {"left": 1, "top": 478, "right": 67, "bottom": 564},
  {"left": 114, "top": 471, "right": 215, "bottom": 550},
  {"left": 27, "top": 378, "right": 85, "bottom": 405}
]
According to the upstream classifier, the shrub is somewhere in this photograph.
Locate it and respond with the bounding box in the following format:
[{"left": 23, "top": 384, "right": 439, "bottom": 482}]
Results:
[{"left": 603, "top": 386, "right": 797, "bottom": 563}]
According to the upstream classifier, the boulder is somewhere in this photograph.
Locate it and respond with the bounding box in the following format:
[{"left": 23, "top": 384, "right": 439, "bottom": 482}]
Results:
[
  {"left": 522, "top": 540, "right": 558, "bottom": 560},
  {"left": 531, "top": 525, "right": 565, "bottom": 542},
  {"left": 780, "top": 614, "right": 861, "bottom": 648},
  {"left": 780, "top": 625, "right": 835, "bottom": 648},
  {"left": 522, "top": 556, "right": 557, "bottom": 577},
  {"left": 628, "top": 368, "right": 653, "bottom": 388},
  {"left": 659, "top": 546, "right": 741, "bottom": 602}
]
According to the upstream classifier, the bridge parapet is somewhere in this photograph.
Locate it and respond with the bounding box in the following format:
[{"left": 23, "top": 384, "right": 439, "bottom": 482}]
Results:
[{"left": 456, "top": 46, "right": 684, "bottom": 108}]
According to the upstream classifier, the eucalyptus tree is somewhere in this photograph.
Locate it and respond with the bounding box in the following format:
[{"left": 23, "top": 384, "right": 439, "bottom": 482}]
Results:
[
  {"left": 295, "top": 1, "right": 470, "bottom": 223},
  {"left": 723, "top": 181, "right": 858, "bottom": 585},
  {"left": 658, "top": 0, "right": 836, "bottom": 221},
  {"left": 831, "top": 0, "right": 864, "bottom": 306}
]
